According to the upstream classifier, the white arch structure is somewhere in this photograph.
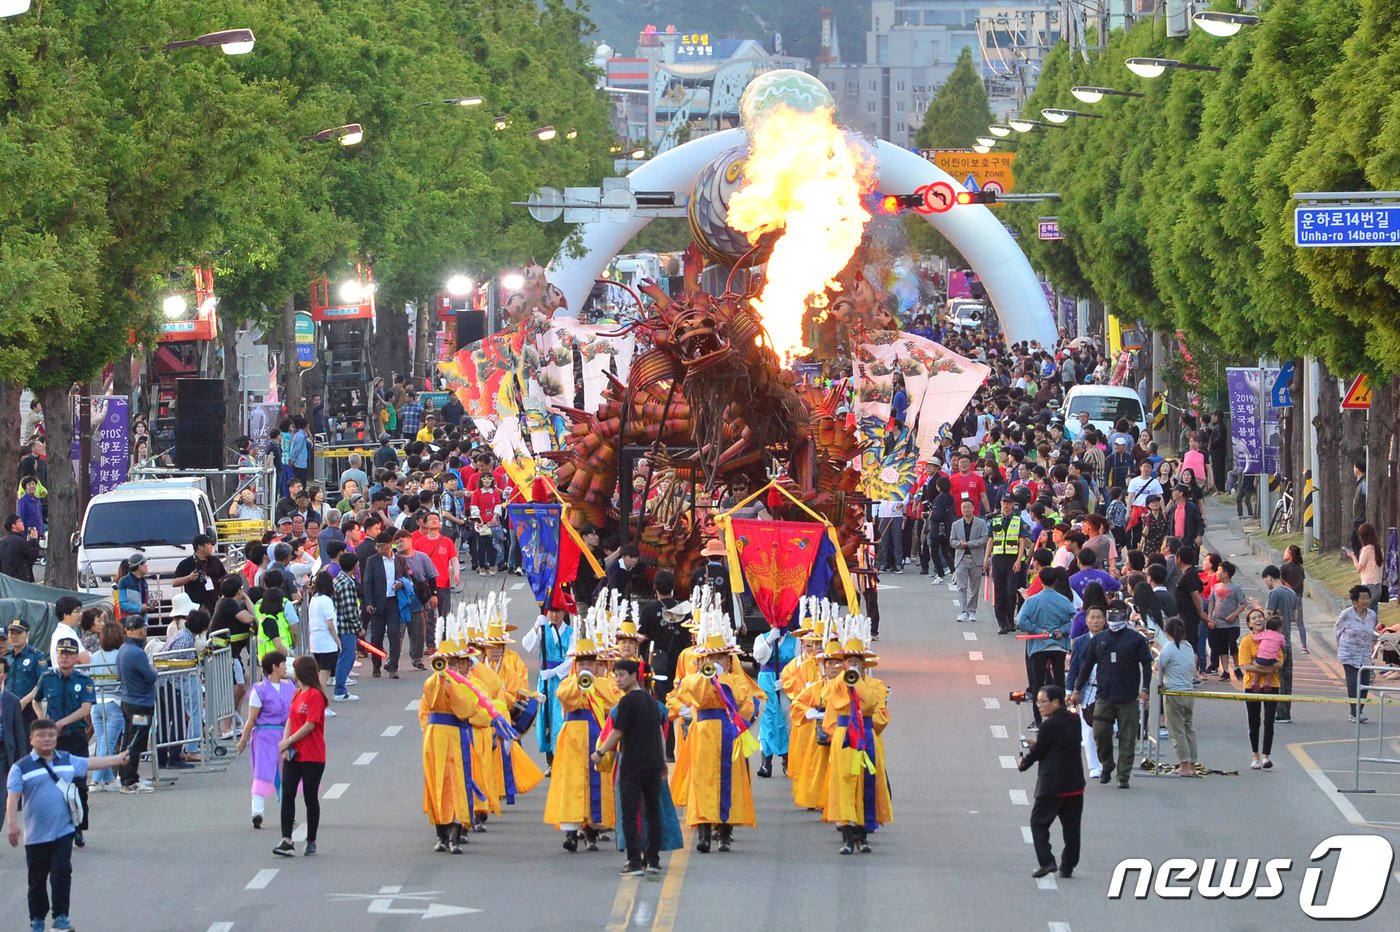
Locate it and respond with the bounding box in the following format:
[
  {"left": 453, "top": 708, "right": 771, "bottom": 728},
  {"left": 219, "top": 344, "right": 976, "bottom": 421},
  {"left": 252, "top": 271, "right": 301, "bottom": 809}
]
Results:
[{"left": 548, "top": 128, "right": 1056, "bottom": 348}]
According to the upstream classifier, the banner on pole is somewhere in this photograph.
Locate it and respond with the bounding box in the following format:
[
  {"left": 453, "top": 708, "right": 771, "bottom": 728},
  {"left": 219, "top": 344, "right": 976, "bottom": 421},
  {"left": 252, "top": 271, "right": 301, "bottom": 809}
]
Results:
[
  {"left": 1226, "top": 367, "right": 1281, "bottom": 474},
  {"left": 730, "top": 519, "right": 827, "bottom": 630},
  {"left": 507, "top": 503, "right": 563, "bottom": 606}
]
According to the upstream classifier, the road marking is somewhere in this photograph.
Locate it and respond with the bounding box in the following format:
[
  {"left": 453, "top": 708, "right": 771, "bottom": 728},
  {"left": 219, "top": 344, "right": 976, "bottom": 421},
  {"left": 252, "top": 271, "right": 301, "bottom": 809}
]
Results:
[
  {"left": 999, "top": 755, "right": 1017, "bottom": 769},
  {"left": 604, "top": 875, "right": 641, "bottom": 931},
  {"left": 323, "top": 783, "right": 349, "bottom": 800},
  {"left": 381, "top": 725, "right": 403, "bottom": 737},
  {"left": 984, "top": 697, "right": 1001, "bottom": 710},
  {"left": 964, "top": 631, "right": 978, "bottom": 641},
  {"left": 1022, "top": 826, "right": 1033, "bottom": 844},
  {"left": 246, "top": 869, "right": 278, "bottom": 890},
  {"left": 1010, "top": 789, "right": 1029, "bottom": 806},
  {"left": 511, "top": 582, "right": 525, "bottom": 590},
  {"left": 404, "top": 700, "right": 420, "bottom": 712},
  {"left": 969, "top": 651, "right": 984, "bottom": 661},
  {"left": 353, "top": 752, "right": 378, "bottom": 766},
  {"left": 652, "top": 826, "right": 693, "bottom": 932},
  {"left": 1036, "top": 875, "right": 1058, "bottom": 890},
  {"left": 991, "top": 725, "right": 1008, "bottom": 738},
  {"left": 1288, "top": 742, "right": 1369, "bottom": 826},
  {"left": 207, "top": 925, "right": 234, "bottom": 932},
  {"left": 976, "top": 674, "right": 991, "bottom": 685},
  {"left": 1049, "top": 923, "right": 1072, "bottom": 932}
]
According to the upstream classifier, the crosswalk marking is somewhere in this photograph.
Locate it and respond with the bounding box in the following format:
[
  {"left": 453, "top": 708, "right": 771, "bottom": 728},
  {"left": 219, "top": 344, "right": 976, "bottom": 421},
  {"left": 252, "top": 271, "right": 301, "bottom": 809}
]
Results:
[
  {"left": 984, "top": 698, "right": 1001, "bottom": 710},
  {"left": 353, "top": 752, "right": 378, "bottom": 766},
  {"left": 382, "top": 725, "right": 403, "bottom": 737},
  {"left": 322, "top": 783, "right": 349, "bottom": 799},
  {"left": 1009, "top": 789, "right": 1029, "bottom": 806},
  {"left": 245, "top": 869, "right": 278, "bottom": 890},
  {"left": 976, "top": 675, "right": 991, "bottom": 685},
  {"left": 990, "top": 725, "right": 1008, "bottom": 738}
]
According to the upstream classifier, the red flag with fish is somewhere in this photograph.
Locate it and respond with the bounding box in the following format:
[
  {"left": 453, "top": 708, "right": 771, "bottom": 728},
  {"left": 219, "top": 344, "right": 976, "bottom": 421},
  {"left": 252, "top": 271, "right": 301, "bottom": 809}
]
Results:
[{"left": 730, "top": 519, "right": 827, "bottom": 629}]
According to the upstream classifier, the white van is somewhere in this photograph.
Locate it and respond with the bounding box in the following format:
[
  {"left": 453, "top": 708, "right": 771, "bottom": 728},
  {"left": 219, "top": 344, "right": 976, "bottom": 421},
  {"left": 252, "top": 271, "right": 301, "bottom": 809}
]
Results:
[
  {"left": 77, "top": 479, "right": 218, "bottom": 606},
  {"left": 945, "top": 299, "right": 988, "bottom": 331},
  {"left": 1063, "top": 385, "right": 1147, "bottom": 439}
]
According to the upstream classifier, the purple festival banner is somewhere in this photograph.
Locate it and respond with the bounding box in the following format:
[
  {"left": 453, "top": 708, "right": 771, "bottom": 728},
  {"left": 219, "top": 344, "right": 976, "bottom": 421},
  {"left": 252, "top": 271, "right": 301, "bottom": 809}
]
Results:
[
  {"left": 1225, "top": 367, "right": 1280, "bottom": 475},
  {"left": 91, "top": 396, "right": 130, "bottom": 497}
]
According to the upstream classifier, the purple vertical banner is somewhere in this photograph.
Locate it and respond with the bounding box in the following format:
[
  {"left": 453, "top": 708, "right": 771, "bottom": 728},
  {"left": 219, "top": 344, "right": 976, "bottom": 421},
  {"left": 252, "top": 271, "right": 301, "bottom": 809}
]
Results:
[
  {"left": 90, "top": 396, "right": 130, "bottom": 497},
  {"left": 1226, "top": 368, "right": 1281, "bottom": 474}
]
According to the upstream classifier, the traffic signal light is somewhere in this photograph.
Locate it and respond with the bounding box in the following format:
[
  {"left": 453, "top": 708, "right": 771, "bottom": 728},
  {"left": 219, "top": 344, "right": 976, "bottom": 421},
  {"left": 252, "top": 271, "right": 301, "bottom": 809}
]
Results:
[
  {"left": 956, "top": 190, "right": 998, "bottom": 205},
  {"left": 879, "top": 192, "right": 927, "bottom": 213}
]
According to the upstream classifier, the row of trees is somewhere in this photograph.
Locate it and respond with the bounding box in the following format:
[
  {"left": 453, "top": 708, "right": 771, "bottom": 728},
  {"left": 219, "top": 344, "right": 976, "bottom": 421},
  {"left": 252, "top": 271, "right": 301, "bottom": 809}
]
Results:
[
  {"left": 985, "top": 0, "right": 1396, "bottom": 550},
  {"left": 1, "top": 0, "right": 616, "bottom": 585}
]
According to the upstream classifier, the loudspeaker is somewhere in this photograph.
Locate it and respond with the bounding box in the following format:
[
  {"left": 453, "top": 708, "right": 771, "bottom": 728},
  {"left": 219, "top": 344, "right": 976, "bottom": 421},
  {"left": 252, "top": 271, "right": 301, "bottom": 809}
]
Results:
[
  {"left": 175, "top": 378, "right": 226, "bottom": 469},
  {"left": 456, "top": 310, "right": 486, "bottom": 350}
]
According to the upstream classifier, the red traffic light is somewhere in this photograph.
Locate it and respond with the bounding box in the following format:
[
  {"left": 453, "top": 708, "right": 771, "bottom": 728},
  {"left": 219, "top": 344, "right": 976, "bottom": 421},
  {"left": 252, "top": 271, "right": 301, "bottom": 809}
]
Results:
[
  {"left": 956, "top": 190, "right": 998, "bottom": 205},
  {"left": 880, "top": 195, "right": 900, "bottom": 214},
  {"left": 878, "top": 192, "right": 927, "bottom": 213}
]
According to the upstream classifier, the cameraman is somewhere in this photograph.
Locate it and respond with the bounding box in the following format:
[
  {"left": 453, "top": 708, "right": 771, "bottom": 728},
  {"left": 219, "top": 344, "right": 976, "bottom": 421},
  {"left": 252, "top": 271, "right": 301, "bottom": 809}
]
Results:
[{"left": 1017, "top": 685, "right": 1083, "bottom": 879}]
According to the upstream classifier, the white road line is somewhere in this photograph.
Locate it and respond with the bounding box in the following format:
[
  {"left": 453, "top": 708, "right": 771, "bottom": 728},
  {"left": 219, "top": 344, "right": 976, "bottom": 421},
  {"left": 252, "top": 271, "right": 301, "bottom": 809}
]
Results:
[
  {"left": 323, "top": 783, "right": 349, "bottom": 800},
  {"left": 1036, "top": 875, "right": 1058, "bottom": 891},
  {"left": 1022, "top": 826, "right": 1033, "bottom": 844},
  {"left": 999, "top": 755, "right": 1017, "bottom": 769},
  {"left": 1009, "top": 789, "right": 1029, "bottom": 806},
  {"left": 983, "top": 697, "right": 1001, "bottom": 710},
  {"left": 963, "top": 631, "right": 978, "bottom": 641},
  {"left": 976, "top": 674, "right": 991, "bottom": 686},
  {"left": 353, "top": 752, "right": 378, "bottom": 766},
  {"left": 511, "top": 582, "right": 526, "bottom": 590},
  {"left": 969, "top": 651, "right": 984, "bottom": 661},
  {"left": 990, "top": 725, "right": 1008, "bottom": 739},
  {"left": 245, "top": 869, "right": 278, "bottom": 890},
  {"left": 381, "top": 725, "right": 403, "bottom": 737},
  {"left": 1048, "top": 922, "right": 1072, "bottom": 931},
  {"left": 404, "top": 700, "right": 420, "bottom": 712},
  {"left": 1288, "top": 744, "right": 1370, "bottom": 826},
  {"left": 208, "top": 925, "right": 234, "bottom": 932}
]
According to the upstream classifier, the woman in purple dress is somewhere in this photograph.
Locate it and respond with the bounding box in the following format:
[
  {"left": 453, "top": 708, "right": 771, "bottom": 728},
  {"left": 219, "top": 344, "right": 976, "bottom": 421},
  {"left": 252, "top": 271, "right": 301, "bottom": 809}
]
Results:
[{"left": 235, "top": 651, "right": 296, "bottom": 828}]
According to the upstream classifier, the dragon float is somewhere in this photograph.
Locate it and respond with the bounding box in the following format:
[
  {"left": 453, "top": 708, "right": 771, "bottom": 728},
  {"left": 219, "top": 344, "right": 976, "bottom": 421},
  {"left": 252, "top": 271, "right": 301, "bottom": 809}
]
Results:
[{"left": 543, "top": 245, "right": 869, "bottom": 588}]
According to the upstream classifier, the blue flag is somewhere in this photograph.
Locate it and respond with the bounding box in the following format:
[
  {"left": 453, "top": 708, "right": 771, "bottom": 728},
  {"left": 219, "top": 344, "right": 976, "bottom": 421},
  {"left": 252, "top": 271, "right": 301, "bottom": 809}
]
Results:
[{"left": 508, "top": 503, "right": 562, "bottom": 606}]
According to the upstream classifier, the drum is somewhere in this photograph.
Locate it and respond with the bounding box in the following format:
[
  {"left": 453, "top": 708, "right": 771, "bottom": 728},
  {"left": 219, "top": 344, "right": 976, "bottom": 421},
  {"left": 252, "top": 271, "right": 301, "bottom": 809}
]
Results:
[{"left": 510, "top": 695, "right": 539, "bottom": 735}]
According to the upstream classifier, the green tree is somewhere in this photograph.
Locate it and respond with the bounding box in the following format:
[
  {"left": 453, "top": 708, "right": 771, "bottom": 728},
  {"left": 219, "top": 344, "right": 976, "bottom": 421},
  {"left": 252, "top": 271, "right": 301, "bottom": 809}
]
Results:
[{"left": 915, "top": 47, "right": 992, "bottom": 150}]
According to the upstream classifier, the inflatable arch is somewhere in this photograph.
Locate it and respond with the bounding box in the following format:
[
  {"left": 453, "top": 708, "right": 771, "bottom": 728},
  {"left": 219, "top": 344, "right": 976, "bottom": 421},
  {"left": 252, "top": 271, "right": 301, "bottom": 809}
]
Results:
[{"left": 548, "top": 128, "right": 1057, "bottom": 349}]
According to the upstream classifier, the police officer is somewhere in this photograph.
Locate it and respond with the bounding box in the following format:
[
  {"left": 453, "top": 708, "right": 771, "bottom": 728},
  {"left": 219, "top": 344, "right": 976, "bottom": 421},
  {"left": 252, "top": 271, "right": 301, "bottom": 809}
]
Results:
[
  {"left": 984, "top": 496, "right": 1030, "bottom": 634},
  {"left": 28, "top": 637, "right": 96, "bottom": 847},
  {"left": 4, "top": 620, "right": 48, "bottom": 730}
]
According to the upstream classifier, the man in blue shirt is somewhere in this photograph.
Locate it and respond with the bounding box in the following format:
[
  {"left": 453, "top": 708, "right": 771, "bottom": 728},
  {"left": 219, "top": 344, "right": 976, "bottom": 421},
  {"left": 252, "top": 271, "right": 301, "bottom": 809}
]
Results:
[
  {"left": 116, "top": 616, "right": 159, "bottom": 792},
  {"left": 1068, "top": 550, "right": 1121, "bottom": 601},
  {"left": 288, "top": 416, "right": 311, "bottom": 484},
  {"left": 4, "top": 620, "right": 48, "bottom": 729},
  {"left": 7, "top": 719, "right": 127, "bottom": 932},
  {"left": 398, "top": 391, "right": 424, "bottom": 439},
  {"left": 1016, "top": 569, "right": 1074, "bottom": 729},
  {"left": 115, "top": 553, "right": 152, "bottom": 617},
  {"left": 26, "top": 639, "right": 95, "bottom": 847}
]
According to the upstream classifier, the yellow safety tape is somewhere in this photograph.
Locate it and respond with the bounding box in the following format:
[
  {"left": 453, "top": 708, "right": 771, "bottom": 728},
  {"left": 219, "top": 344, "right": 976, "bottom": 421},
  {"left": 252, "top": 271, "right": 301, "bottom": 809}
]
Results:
[{"left": 1161, "top": 689, "right": 1391, "bottom": 705}]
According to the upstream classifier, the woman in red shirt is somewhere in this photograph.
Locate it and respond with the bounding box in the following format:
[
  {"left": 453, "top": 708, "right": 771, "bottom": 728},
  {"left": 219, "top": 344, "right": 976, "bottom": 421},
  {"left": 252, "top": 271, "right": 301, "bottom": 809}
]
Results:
[
  {"left": 273, "top": 655, "right": 328, "bottom": 857},
  {"left": 470, "top": 474, "right": 505, "bottom": 576}
]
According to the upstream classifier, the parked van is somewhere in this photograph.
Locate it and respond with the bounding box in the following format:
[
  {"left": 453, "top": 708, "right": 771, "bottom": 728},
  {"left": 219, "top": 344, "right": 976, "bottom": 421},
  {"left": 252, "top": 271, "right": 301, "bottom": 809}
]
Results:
[
  {"left": 945, "top": 299, "right": 988, "bottom": 331},
  {"left": 76, "top": 479, "right": 218, "bottom": 608},
  {"left": 1062, "top": 385, "right": 1147, "bottom": 439}
]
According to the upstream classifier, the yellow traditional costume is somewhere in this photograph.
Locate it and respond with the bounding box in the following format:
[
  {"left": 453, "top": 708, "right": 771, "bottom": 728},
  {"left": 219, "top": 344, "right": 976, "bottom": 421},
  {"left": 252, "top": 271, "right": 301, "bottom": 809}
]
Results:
[
  {"left": 481, "top": 621, "right": 545, "bottom": 805},
  {"left": 783, "top": 617, "right": 827, "bottom": 807},
  {"left": 419, "top": 639, "right": 491, "bottom": 853},
  {"left": 665, "top": 620, "right": 703, "bottom": 804},
  {"left": 821, "top": 617, "right": 892, "bottom": 855},
  {"left": 541, "top": 635, "right": 623, "bottom": 850}
]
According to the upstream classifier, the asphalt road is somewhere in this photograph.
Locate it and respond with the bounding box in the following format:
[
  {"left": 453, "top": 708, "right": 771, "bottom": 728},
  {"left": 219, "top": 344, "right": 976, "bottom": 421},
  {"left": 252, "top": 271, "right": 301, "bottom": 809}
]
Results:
[{"left": 4, "top": 544, "right": 1398, "bottom": 932}]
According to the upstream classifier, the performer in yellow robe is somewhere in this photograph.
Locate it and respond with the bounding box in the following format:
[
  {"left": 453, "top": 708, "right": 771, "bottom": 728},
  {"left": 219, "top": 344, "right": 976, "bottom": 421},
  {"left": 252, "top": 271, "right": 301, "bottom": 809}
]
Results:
[
  {"left": 675, "top": 637, "right": 758, "bottom": 853},
  {"left": 783, "top": 627, "right": 826, "bottom": 807},
  {"left": 796, "top": 645, "right": 843, "bottom": 812},
  {"left": 467, "top": 656, "right": 507, "bottom": 826},
  {"left": 482, "top": 623, "right": 545, "bottom": 807},
  {"left": 821, "top": 635, "right": 892, "bottom": 855},
  {"left": 666, "top": 635, "right": 702, "bottom": 804},
  {"left": 542, "top": 639, "right": 623, "bottom": 851},
  {"left": 420, "top": 641, "right": 492, "bottom": 854}
]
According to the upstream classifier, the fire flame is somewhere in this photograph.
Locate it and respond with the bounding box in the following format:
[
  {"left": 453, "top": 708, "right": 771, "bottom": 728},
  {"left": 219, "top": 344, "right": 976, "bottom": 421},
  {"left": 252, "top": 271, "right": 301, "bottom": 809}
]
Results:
[{"left": 726, "top": 105, "right": 876, "bottom": 365}]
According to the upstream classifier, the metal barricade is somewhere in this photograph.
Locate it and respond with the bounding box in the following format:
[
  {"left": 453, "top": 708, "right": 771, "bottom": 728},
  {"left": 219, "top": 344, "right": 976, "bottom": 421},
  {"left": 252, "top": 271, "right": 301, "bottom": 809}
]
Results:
[
  {"left": 200, "top": 633, "right": 238, "bottom": 762},
  {"left": 148, "top": 655, "right": 204, "bottom": 786},
  {"left": 1340, "top": 664, "right": 1400, "bottom": 795}
]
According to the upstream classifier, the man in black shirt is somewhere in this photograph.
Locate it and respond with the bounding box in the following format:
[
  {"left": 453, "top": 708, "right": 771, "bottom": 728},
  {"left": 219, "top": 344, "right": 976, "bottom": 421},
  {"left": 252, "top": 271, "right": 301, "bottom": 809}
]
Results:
[
  {"left": 636, "top": 571, "right": 689, "bottom": 759},
  {"left": 1017, "top": 685, "right": 1084, "bottom": 878},
  {"left": 172, "top": 534, "right": 227, "bottom": 613},
  {"left": 592, "top": 658, "right": 667, "bottom": 876}
]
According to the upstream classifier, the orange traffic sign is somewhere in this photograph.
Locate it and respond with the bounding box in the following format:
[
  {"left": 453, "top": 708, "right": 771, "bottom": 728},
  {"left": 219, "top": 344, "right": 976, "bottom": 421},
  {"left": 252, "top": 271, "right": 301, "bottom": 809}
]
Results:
[{"left": 1342, "top": 374, "right": 1372, "bottom": 409}]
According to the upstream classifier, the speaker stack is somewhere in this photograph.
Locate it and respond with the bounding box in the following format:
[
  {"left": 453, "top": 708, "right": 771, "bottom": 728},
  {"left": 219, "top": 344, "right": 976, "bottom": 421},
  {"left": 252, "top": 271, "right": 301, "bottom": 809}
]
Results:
[
  {"left": 455, "top": 310, "right": 487, "bottom": 350},
  {"left": 174, "top": 378, "right": 226, "bottom": 469}
]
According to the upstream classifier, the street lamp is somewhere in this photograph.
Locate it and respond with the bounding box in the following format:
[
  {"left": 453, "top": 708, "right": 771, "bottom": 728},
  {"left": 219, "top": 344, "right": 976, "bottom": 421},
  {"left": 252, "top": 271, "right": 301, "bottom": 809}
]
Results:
[
  {"left": 302, "top": 123, "right": 363, "bottom": 145},
  {"left": 972, "top": 145, "right": 993, "bottom": 154},
  {"left": 339, "top": 280, "right": 376, "bottom": 303},
  {"left": 0, "top": 0, "right": 31, "bottom": 17},
  {"left": 628, "top": 148, "right": 646, "bottom": 159},
  {"left": 1192, "top": 11, "right": 1260, "bottom": 37},
  {"left": 1041, "top": 108, "right": 1104, "bottom": 123},
  {"left": 164, "top": 28, "right": 256, "bottom": 55},
  {"left": 448, "top": 96, "right": 484, "bottom": 107},
  {"left": 988, "top": 124, "right": 1012, "bottom": 137},
  {"left": 445, "top": 275, "right": 474, "bottom": 296},
  {"left": 975, "top": 136, "right": 999, "bottom": 147},
  {"left": 493, "top": 116, "right": 508, "bottom": 131},
  {"left": 565, "top": 130, "right": 578, "bottom": 139},
  {"left": 533, "top": 125, "right": 558, "bottom": 141},
  {"left": 162, "top": 295, "right": 188, "bottom": 319},
  {"left": 1008, "top": 118, "right": 1063, "bottom": 132},
  {"left": 500, "top": 272, "right": 525, "bottom": 292},
  {"left": 1070, "top": 86, "right": 1145, "bottom": 103},
  {"left": 1125, "top": 58, "right": 1222, "bottom": 79}
]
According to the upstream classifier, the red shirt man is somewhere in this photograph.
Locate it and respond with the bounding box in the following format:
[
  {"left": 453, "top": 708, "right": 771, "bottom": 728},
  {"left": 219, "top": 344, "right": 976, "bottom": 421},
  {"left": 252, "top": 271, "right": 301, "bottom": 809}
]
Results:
[
  {"left": 947, "top": 454, "right": 990, "bottom": 515},
  {"left": 412, "top": 512, "right": 460, "bottom": 608}
]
